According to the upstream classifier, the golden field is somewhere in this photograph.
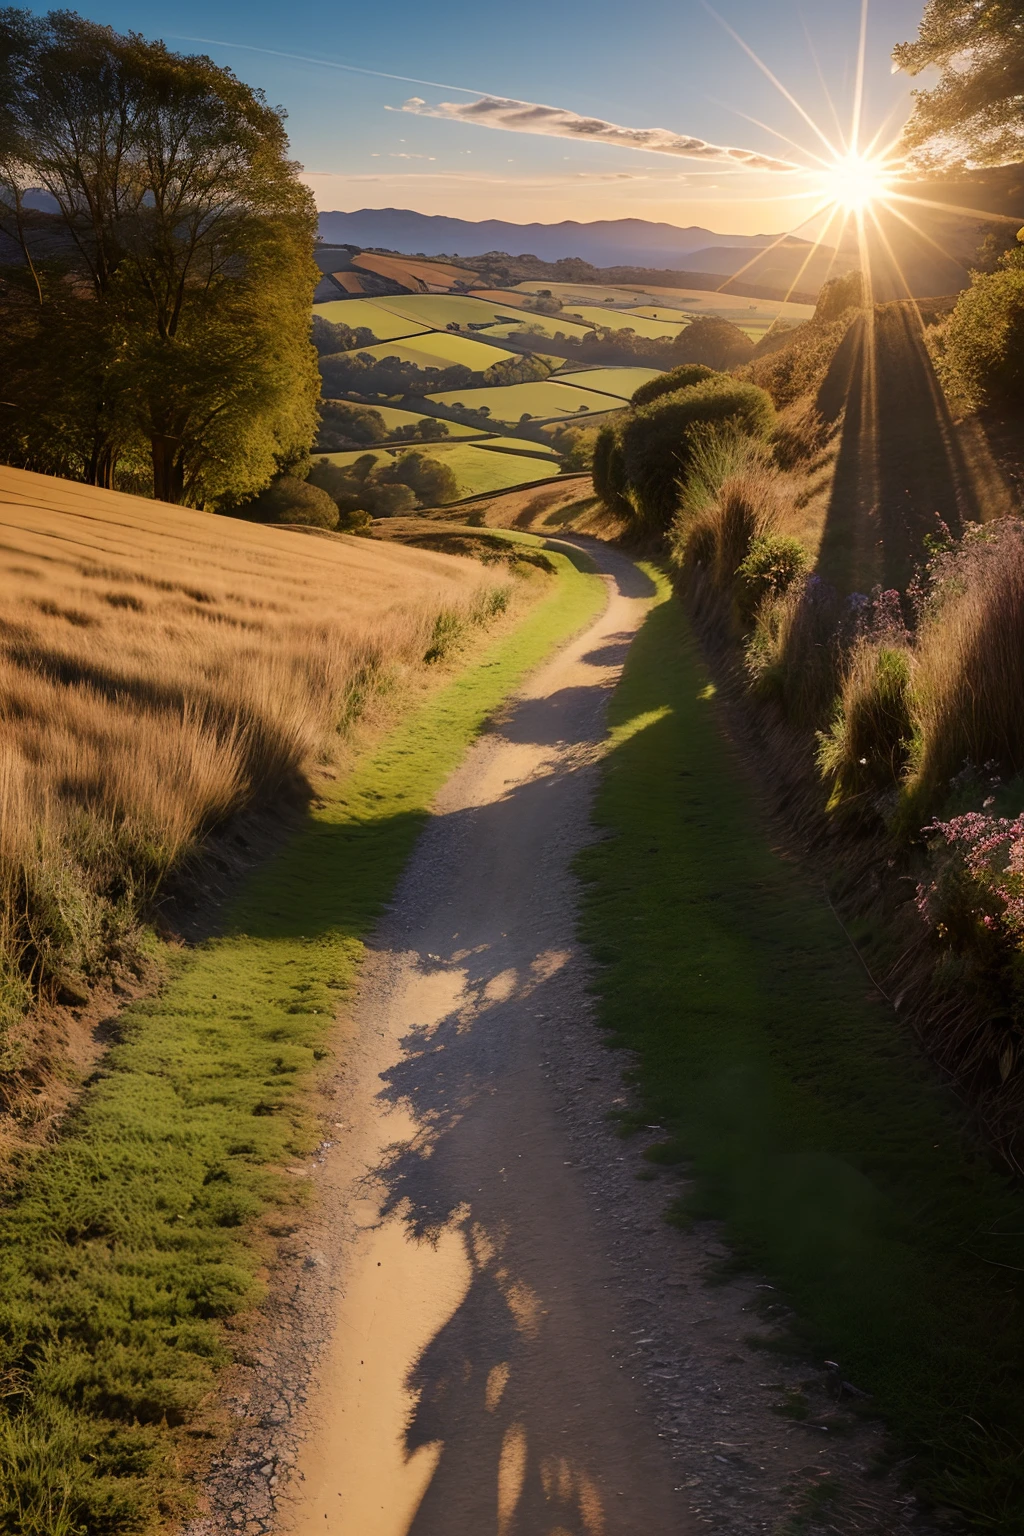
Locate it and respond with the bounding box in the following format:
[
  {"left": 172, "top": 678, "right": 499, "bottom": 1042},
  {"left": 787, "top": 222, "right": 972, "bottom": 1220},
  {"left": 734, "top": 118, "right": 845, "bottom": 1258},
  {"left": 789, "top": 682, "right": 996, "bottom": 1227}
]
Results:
[{"left": 0, "top": 466, "right": 504, "bottom": 1089}]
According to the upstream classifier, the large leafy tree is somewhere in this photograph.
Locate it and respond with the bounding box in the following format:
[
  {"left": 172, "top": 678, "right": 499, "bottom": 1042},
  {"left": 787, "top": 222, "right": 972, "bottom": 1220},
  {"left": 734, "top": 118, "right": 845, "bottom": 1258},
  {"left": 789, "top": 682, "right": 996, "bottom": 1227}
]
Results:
[
  {"left": 0, "top": 10, "right": 318, "bottom": 504},
  {"left": 894, "top": 1, "right": 1024, "bottom": 164}
]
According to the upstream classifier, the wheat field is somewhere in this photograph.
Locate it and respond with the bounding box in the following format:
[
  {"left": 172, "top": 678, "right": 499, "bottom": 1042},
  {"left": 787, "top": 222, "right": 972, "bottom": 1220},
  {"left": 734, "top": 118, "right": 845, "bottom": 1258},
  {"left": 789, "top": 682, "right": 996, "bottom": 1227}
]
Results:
[{"left": 0, "top": 466, "right": 504, "bottom": 1075}]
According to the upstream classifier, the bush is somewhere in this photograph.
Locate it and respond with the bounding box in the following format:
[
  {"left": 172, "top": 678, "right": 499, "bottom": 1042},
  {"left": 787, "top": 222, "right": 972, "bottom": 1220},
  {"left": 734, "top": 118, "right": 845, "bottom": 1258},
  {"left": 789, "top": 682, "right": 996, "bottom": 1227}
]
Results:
[
  {"left": 817, "top": 643, "right": 916, "bottom": 807},
  {"left": 746, "top": 574, "right": 847, "bottom": 728},
  {"left": 735, "top": 532, "right": 808, "bottom": 621},
  {"left": 591, "top": 422, "right": 631, "bottom": 517},
  {"left": 316, "top": 401, "right": 388, "bottom": 450},
  {"left": 381, "top": 450, "right": 458, "bottom": 507},
  {"left": 247, "top": 475, "right": 339, "bottom": 530},
  {"left": 621, "top": 378, "right": 776, "bottom": 535},
  {"left": 937, "top": 265, "right": 1024, "bottom": 408},
  {"left": 669, "top": 316, "right": 754, "bottom": 370},
  {"left": 813, "top": 271, "right": 865, "bottom": 325},
  {"left": 630, "top": 363, "right": 718, "bottom": 409}
]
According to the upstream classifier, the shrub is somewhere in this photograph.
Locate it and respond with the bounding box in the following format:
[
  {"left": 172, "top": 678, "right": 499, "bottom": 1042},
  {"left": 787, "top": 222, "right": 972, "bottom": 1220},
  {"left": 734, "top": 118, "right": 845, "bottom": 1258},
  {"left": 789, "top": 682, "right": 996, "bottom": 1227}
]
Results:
[
  {"left": 746, "top": 574, "right": 847, "bottom": 728},
  {"left": 621, "top": 379, "right": 776, "bottom": 535},
  {"left": 316, "top": 401, "right": 388, "bottom": 450},
  {"left": 669, "top": 316, "right": 754, "bottom": 369},
  {"left": 630, "top": 363, "right": 718, "bottom": 409},
  {"left": 591, "top": 422, "right": 631, "bottom": 517},
  {"left": 381, "top": 450, "right": 458, "bottom": 507},
  {"left": 937, "top": 265, "right": 1024, "bottom": 408},
  {"left": 911, "top": 519, "right": 1024, "bottom": 802},
  {"left": 816, "top": 643, "right": 916, "bottom": 807},
  {"left": 735, "top": 532, "right": 808, "bottom": 622},
  {"left": 248, "top": 475, "right": 339, "bottom": 530},
  {"left": 813, "top": 271, "right": 866, "bottom": 325}
]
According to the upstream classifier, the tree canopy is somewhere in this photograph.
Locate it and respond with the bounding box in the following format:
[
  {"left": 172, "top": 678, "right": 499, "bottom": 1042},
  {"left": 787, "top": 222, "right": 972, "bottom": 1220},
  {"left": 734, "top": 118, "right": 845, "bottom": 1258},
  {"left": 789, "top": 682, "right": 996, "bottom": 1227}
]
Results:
[
  {"left": 894, "top": 1, "right": 1024, "bottom": 164},
  {"left": 0, "top": 9, "right": 319, "bottom": 504}
]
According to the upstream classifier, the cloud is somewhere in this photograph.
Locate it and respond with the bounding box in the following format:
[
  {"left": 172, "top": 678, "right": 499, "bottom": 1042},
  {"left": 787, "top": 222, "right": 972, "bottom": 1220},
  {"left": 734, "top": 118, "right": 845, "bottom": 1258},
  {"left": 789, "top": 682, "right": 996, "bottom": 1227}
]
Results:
[{"left": 395, "top": 94, "right": 797, "bottom": 172}]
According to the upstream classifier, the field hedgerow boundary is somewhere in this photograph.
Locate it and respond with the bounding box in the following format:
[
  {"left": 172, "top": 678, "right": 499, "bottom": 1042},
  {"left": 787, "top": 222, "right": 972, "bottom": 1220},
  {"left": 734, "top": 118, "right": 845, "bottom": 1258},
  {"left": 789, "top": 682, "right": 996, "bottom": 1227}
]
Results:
[
  {"left": 578, "top": 567, "right": 1024, "bottom": 1533},
  {"left": 0, "top": 542, "right": 604, "bottom": 1535}
]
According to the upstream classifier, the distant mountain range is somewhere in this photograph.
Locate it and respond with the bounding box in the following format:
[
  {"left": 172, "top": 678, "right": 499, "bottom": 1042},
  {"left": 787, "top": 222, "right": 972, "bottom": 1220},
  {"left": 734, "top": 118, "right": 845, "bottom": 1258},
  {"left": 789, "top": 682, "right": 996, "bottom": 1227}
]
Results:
[{"left": 316, "top": 208, "right": 800, "bottom": 270}]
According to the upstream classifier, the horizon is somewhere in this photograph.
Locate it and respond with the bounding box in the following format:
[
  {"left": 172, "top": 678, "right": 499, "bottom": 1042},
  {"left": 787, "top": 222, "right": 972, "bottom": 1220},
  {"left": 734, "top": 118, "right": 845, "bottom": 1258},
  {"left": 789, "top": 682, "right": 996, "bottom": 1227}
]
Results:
[{"left": 20, "top": 0, "right": 927, "bottom": 234}]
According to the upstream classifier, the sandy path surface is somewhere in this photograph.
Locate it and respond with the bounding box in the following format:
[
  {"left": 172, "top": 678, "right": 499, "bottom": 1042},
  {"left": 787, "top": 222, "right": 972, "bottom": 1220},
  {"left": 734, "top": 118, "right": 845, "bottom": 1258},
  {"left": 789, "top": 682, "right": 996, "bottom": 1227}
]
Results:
[{"left": 279, "top": 543, "right": 688, "bottom": 1535}]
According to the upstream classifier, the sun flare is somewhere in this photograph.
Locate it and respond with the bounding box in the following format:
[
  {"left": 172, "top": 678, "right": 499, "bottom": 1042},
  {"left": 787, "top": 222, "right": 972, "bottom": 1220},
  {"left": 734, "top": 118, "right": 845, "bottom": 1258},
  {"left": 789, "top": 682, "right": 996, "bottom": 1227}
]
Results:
[{"left": 819, "top": 152, "right": 895, "bottom": 215}]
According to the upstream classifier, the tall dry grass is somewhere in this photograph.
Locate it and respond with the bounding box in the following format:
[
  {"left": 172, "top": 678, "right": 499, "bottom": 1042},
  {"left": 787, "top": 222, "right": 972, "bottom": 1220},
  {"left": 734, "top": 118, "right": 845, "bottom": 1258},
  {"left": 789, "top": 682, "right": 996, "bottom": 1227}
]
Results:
[
  {"left": 0, "top": 465, "right": 505, "bottom": 1068},
  {"left": 911, "top": 520, "right": 1024, "bottom": 801}
]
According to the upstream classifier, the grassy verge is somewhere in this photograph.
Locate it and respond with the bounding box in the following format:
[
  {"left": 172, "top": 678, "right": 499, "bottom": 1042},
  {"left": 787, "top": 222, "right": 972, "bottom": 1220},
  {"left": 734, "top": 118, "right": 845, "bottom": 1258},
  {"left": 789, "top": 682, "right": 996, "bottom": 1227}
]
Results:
[
  {"left": 578, "top": 568, "right": 1024, "bottom": 1532},
  {"left": 0, "top": 546, "right": 604, "bottom": 1535}
]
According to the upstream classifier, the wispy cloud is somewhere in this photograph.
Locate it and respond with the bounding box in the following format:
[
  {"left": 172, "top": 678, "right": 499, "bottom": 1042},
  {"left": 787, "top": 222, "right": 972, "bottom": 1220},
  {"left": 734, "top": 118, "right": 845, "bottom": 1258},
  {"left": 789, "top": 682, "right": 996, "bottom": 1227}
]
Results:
[{"left": 396, "top": 94, "right": 798, "bottom": 172}]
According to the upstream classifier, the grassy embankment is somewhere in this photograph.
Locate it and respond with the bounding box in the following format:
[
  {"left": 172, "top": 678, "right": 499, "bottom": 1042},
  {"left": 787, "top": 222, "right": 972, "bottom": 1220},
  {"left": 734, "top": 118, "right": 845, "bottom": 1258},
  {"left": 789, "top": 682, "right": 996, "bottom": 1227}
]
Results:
[
  {"left": 580, "top": 568, "right": 1024, "bottom": 1533},
  {"left": 0, "top": 504, "right": 603, "bottom": 1532}
]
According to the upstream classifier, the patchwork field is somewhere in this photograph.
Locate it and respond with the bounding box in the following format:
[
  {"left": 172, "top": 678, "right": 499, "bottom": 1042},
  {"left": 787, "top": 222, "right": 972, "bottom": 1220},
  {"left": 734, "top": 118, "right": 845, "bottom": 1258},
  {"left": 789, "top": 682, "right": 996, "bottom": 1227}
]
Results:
[
  {"left": 313, "top": 300, "right": 431, "bottom": 340},
  {"left": 484, "top": 313, "right": 597, "bottom": 341},
  {"left": 317, "top": 440, "right": 562, "bottom": 498},
  {"left": 355, "top": 333, "right": 518, "bottom": 371},
  {"left": 560, "top": 304, "right": 689, "bottom": 339},
  {"left": 427, "top": 378, "right": 627, "bottom": 424},
  {"left": 369, "top": 294, "right": 531, "bottom": 330},
  {"left": 550, "top": 365, "right": 662, "bottom": 400},
  {"left": 513, "top": 280, "right": 815, "bottom": 331},
  {"left": 314, "top": 287, "right": 685, "bottom": 485}
]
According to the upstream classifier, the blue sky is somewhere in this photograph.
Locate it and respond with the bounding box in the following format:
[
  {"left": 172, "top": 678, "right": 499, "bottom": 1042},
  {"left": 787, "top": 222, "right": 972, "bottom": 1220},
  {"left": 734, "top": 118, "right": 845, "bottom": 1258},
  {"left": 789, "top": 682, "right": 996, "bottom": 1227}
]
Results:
[{"left": 36, "top": 0, "right": 929, "bottom": 231}]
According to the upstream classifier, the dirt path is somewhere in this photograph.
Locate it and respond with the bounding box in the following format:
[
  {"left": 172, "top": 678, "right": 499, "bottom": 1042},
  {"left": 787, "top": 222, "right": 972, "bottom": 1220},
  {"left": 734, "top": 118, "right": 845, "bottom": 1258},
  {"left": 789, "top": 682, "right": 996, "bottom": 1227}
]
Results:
[
  {"left": 277, "top": 544, "right": 688, "bottom": 1535},
  {"left": 194, "top": 537, "right": 923, "bottom": 1536}
]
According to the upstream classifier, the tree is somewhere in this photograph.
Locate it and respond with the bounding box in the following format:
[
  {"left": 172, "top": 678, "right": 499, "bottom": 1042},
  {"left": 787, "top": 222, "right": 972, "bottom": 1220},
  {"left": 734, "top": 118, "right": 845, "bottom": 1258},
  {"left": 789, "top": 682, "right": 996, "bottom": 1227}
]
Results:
[
  {"left": 380, "top": 450, "right": 458, "bottom": 506},
  {"left": 247, "top": 474, "right": 339, "bottom": 528},
  {"left": 0, "top": 10, "right": 319, "bottom": 504},
  {"left": 894, "top": 1, "right": 1024, "bottom": 163},
  {"left": 936, "top": 258, "right": 1024, "bottom": 407}
]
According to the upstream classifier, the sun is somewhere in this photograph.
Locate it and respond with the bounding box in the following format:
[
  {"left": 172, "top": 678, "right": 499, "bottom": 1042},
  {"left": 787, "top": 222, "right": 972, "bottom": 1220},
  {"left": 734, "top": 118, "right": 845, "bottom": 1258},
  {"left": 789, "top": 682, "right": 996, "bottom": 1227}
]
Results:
[{"left": 819, "top": 151, "right": 895, "bottom": 215}]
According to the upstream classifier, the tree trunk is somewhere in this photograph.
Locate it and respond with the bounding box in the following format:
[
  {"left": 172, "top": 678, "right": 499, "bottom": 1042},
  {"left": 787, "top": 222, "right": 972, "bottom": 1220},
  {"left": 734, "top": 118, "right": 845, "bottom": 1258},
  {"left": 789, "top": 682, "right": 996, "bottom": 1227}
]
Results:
[{"left": 151, "top": 433, "right": 186, "bottom": 503}]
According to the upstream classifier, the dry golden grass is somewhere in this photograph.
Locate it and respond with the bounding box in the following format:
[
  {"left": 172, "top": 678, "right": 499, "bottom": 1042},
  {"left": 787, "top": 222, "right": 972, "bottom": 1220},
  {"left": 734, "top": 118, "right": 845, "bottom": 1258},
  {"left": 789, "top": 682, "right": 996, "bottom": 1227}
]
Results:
[{"left": 0, "top": 465, "right": 505, "bottom": 1071}]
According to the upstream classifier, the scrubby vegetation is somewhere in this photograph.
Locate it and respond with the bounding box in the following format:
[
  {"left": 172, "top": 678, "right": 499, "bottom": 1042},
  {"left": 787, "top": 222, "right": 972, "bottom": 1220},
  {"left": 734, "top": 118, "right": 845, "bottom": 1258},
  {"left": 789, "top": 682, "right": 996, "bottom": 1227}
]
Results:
[
  {"left": 591, "top": 371, "right": 776, "bottom": 536},
  {"left": 932, "top": 243, "right": 1024, "bottom": 408},
  {"left": 586, "top": 246, "right": 1024, "bottom": 1171}
]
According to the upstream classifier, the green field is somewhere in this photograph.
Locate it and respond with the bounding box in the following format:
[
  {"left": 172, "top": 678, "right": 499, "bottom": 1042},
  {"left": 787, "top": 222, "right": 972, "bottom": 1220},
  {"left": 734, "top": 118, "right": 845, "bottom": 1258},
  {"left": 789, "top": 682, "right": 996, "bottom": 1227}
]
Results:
[
  {"left": 513, "top": 280, "right": 815, "bottom": 327},
  {"left": 629, "top": 291, "right": 815, "bottom": 323},
  {"left": 483, "top": 314, "right": 597, "bottom": 341},
  {"left": 368, "top": 294, "right": 532, "bottom": 330},
  {"left": 356, "top": 333, "right": 518, "bottom": 371},
  {"left": 514, "top": 280, "right": 646, "bottom": 306},
  {"left": 560, "top": 305, "right": 689, "bottom": 339},
  {"left": 550, "top": 366, "right": 663, "bottom": 400},
  {"left": 427, "top": 377, "right": 629, "bottom": 423},
  {"left": 313, "top": 441, "right": 561, "bottom": 498},
  {"left": 312, "top": 299, "right": 431, "bottom": 340},
  {"left": 472, "top": 435, "right": 560, "bottom": 459}
]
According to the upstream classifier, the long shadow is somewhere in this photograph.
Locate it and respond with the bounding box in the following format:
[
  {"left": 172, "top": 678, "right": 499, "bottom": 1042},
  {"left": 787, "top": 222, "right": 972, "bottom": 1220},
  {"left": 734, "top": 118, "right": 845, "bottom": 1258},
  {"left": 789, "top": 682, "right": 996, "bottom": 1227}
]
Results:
[{"left": 815, "top": 304, "right": 985, "bottom": 594}]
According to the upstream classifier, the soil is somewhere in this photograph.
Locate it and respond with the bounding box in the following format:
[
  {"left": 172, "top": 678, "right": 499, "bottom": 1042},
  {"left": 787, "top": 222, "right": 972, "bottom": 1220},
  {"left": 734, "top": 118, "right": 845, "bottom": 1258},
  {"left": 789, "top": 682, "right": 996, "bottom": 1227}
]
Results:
[{"left": 185, "top": 537, "right": 932, "bottom": 1536}]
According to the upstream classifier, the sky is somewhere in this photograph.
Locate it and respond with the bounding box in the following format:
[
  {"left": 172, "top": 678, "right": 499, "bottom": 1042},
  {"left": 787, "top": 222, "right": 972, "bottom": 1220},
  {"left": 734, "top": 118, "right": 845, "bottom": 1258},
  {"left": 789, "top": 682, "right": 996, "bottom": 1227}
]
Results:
[{"left": 29, "top": 0, "right": 931, "bottom": 233}]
